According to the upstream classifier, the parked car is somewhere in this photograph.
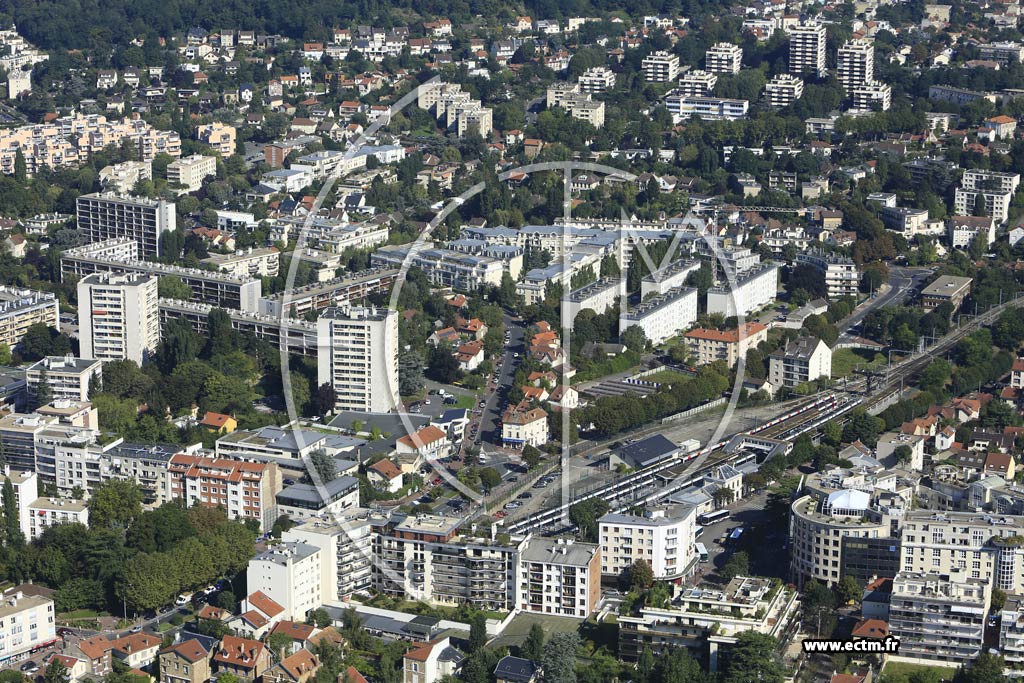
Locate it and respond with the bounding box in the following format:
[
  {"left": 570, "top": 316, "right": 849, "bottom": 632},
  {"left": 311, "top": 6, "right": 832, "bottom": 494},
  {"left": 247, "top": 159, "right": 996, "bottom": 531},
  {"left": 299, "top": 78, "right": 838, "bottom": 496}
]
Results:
[{"left": 20, "top": 662, "right": 39, "bottom": 674}]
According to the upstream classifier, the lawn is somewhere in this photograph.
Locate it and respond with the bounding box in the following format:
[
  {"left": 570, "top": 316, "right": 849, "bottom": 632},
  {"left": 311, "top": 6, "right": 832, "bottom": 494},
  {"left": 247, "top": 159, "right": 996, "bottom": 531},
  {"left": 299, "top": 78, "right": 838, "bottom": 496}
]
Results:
[
  {"left": 643, "top": 369, "right": 692, "bottom": 386},
  {"left": 831, "top": 348, "right": 886, "bottom": 378},
  {"left": 487, "top": 612, "right": 583, "bottom": 650},
  {"left": 454, "top": 394, "right": 477, "bottom": 410},
  {"left": 880, "top": 661, "right": 957, "bottom": 683}
]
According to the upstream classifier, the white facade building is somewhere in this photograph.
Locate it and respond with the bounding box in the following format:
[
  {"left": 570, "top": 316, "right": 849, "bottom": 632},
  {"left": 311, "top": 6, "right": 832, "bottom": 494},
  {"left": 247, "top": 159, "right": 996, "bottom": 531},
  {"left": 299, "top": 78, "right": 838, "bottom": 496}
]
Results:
[
  {"left": 619, "top": 286, "right": 698, "bottom": 345},
  {"left": 75, "top": 193, "right": 176, "bottom": 258},
  {"left": 788, "top": 23, "right": 826, "bottom": 77},
  {"left": 77, "top": 272, "right": 160, "bottom": 365},
  {"left": 167, "top": 154, "right": 216, "bottom": 193},
  {"left": 27, "top": 497, "right": 89, "bottom": 540},
  {"left": 642, "top": 51, "right": 680, "bottom": 82},
  {"left": 706, "top": 263, "right": 779, "bottom": 317},
  {"left": 316, "top": 306, "right": 399, "bottom": 413},
  {"left": 768, "top": 336, "right": 832, "bottom": 389},
  {"left": 0, "top": 588, "right": 56, "bottom": 663},
  {"left": 246, "top": 542, "right": 322, "bottom": 621},
  {"left": 837, "top": 39, "right": 874, "bottom": 90},
  {"left": 599, "top": 506, "right": 697, "bottom": 580},
  {"left": 25, "top": 356, "right": 102, "bottom": 404},
  {"left": 765, "top": 74, "right": 804, "bottom": 107},
  {"left": 705, "top": 43, "right": 742, "bottom": 75}
]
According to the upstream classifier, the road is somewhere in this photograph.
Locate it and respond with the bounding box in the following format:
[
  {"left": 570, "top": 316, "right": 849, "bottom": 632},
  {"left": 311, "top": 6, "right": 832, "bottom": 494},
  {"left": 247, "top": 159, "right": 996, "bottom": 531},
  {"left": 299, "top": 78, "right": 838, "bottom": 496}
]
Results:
[
  {"left": 477, "top": 313, "right": 525, "bottom": 449},
  {"left": 838, "top": 266, "right": 932, "bottom": 343}
]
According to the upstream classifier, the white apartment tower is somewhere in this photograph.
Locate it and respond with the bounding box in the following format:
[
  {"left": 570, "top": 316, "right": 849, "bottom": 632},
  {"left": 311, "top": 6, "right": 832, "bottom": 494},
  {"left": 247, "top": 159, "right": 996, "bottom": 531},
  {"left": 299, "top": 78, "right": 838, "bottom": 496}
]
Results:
[
  {"left": 838, "top": 38, "right": 874, "bottom": 91},
  {"left": 789, "top": 23, "right": 827, "bottom": 77},
  {"left": 765, "top": 74, "right": 804, "bottom": 108},
  {"left": 77, "top": 272, "right": 160, "bottom": 365},
  {"left": 706, "top": 43, "right": 743, "bottom": 75},
  {"left": 642, "top": 51, "right": 680, "bottom": 82},
  {"left": 317, "top": 305, "right": 399, "bottom": 413},
  {"left": 75, "top": 193, "right": 176, "bottom": 258}
]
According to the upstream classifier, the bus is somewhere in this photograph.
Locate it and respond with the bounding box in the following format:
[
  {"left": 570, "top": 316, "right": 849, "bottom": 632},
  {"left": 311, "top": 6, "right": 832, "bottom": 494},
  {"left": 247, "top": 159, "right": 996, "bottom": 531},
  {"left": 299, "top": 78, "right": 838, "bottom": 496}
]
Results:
[
  {"left": 695, "top": 542, "right": 709, "bottom": 562},
  {"left": 694, "top": 526, "right": 704, "bottom": 538},
  {"left": 698, "top": 510, "right": 730, "bottom": 525},
  {"left": 727, "top": 527, "right": 745, "bottom": 544}
]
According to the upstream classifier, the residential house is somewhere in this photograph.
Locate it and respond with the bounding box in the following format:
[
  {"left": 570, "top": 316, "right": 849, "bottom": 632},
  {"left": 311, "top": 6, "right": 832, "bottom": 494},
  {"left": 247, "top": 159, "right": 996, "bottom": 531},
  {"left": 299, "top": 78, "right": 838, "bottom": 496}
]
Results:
[
  {"left": 212, "top": 636, "right": 271, "bottom": 682},
  {"left": 159, "top": 639, "right": 211, "bottom": 683},
  {"left": 403, "top": 637, "right": 465, "bottom": 683},
  {"left": 263, "top": 650, "right": 320, "bottom": 683},
  {"left": 368, "top": 459, "right": 404, "bottom": 493}
]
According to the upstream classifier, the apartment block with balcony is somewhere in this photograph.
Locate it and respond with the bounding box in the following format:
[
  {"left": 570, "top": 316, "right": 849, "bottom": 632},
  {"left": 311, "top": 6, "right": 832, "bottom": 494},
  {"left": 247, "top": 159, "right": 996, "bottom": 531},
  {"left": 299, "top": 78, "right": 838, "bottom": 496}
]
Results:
[
  {"left": 837, "top": 39, "right": 874, "bottom": 90},
  {"left": 599, "top": 505, "right": 697, "bottom": 580},
  {"left": 619, "top": 286, "right": 698, "bottom": 345},
  {"left": 316, "top": 305, "right": 399, "bottom": 414},
  {"left": 282, "top": 511, "right": 375, "bottom": 601},
  {"left": 706, "top": 263, "right": 779, "bottom": 317},
  {"left": 25, "top": 356, "right": 102, "bottom": 404},
  {"left": 642, "top": 51, "right": 680, "bottom": 82},
  {"left": 77, "top": 271, "right": 160, "bottom": 365},
  {"left": 889, "top": 569, "right": 990, "bottom": 664},
  {"left": 75, "top": 193, "right": 176, "bottom": 258},
  {"left": 618, "top": 577, "right": 799, "bottom": 670},
  {"left": 166, "top": 453, "right": 281, "bottom": 531},
  {"left": 765, "top": 74, "right": 804, "bottom": 107},
  {"left": 788, "top": 23, "right": 826, "bottom": 77},
  {"left": 167, "top": 154, "right": 217, "bottom": 193},
  {"left": 519, "top": 537, "right": 600, "bottom": 618},
  {"left": 27, "top": 497, "right": 89, "bottom": 539},
  {"left": 196, "top": 122, "right": 237, "bottom": 156},
  {"left": 705, "top": 43, "right": 742, "bottom": 74},
  {"left": 795, "top": 249, "right": 860, "bottom": 298},
  {"left": 372, "top": 513, "right": 524, "bottom": 612},
  {"left": 246, "top": 542, "right": 322, "bottom": 621},
  {"left": 0, "top": 286, "right": 59, "bottom": 349}
]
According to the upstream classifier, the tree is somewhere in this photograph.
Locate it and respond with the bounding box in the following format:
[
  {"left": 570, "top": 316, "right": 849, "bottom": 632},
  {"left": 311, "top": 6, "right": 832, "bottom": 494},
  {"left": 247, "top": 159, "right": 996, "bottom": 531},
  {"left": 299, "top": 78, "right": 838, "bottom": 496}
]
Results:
[
  {"left": 893, "top": 444, "right": 913, "bottom": 465},
  {"left": 478, "top": 467, "right": 502, "bottom": 491},
  {"left": 13, "top": 150, "right": 26, "bottom": 183},
  {"left": 468, "top": 612, "right": 487, "bottom": 653},
  {"left": 267, "top": 632, "right": 293, "bottom": 661},
  {"left": 568, "top": 498, "right": 610, "bottom": 542},
  {"left": 158, "top": 275, "right": 193, "bottom": 300},
  {"left": 44, "top": 658, "right": 70, "bottom": 683},
  {"left": 398, "top": 350, "right": 425, "bottom": 397},
  {"left": 721, "top": 631, "right": 785, "bottom": 683},
  {"left": 307, "top": 608, "right": 331, "bottom": 628},
  {"left": 88, "top": 479, "right": 143, "bottom": 530},
  {"left": 801, "top": 580, "right": 837, "bottom": 638},
  {"left": 835, "top": 575, "right": 861, "bottom": 605},
  {"left": 630, "top": 559, "right": 654, "bottom": 591},
  {"left": 720, "top": 551, "right": 750, "bottom": 581},
  {"left": 522, "top": 623, "right": 545, "bottom": 661},
  {"left": 216, "top": 590, "right": 238, "bottom": 612},
  {"left": 309, "top": 450, "right": 337, "bottom": 483},
  {"left": 34, "top": 366, "right": 52, "bottom": 408},
  {"left": 953, "top": 652, "right": 1006, "bottom": 683},
  {"left": 541, "top": 632, "right": 579, "bottom": 683},
  {"left": 0, "top": 343, "right": 11, "bottom": 366},
  {"left": 3, "top": 478, "right": 24, "bottom": 546},
  {"left": 620, "top": 325, "right": 647, "bottom": 353},
  {"left": 310, "top": 383, "right": 337, "bottom": 416},
  {"left": 522, "top": 445, "right": 543, "bottom": 470}
]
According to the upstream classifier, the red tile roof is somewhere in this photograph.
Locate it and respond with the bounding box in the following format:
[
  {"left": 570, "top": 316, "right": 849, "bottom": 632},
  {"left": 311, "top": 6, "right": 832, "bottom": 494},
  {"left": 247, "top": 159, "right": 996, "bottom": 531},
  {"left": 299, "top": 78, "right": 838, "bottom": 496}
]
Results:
[
  {"left": 214, "top": 635, "right": 265, "bottom": 670},
  {"left": 162, "top": 639, "right": 209, "bottom": 664},
  {"left": 247, "top": 591, "right": 284, "bottom": 618}
]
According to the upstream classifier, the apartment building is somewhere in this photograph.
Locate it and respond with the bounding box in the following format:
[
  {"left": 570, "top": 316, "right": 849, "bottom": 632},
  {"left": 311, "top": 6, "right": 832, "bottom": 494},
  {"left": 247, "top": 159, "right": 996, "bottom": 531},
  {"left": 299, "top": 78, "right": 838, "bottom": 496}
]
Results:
[
  {"left": 63, "top": 239, "right": 262, "bottom": 313},
  {"left": 789, "top": 469, "right": 910, "bottom": 586},
  {"left": 373, "top": 514, "right": 525, "bottom": 612},
  {"left": 618, "top": 577, "right": 799, "bottom": 670},
  {"left": 77, "top": 272, "right": 160, "bottom": 365},
  {"left": 1000, "top": 593, "right": 1024, "bottom": 667},
  {"left": 640, "top": 259, "right": 700, "bottom": 298},
  {"left": 519, "top": 537, "right": 600, "bottom": 618},
  {"left": 705, "top": 43, "right": 742, "bottom": 74},
  {"left": 889, "top": 569, "right": 990, "bottom": 664},
  {"left": 282, "top": 511, "right": 375, "bottom": 601},
  {"left": 196, "top": 122, "right": 237, "bottom": 156},
  {"left": 947, "top": 215, "right": 995, "bottom": 250},
  {"left": 706, "top": 263, "right": 779, "bottom": 317},
  {"left": 566, "top": 278, "right": 620, "bottom": 325},
  {"left": 27, "top": 497, "right": 89, "bottom": 539},
  {"left": 683, "top": 322, "right": 769, "bottom": 367},
  {"left": 416, "top": 82, "right": 493, "bottom": 139},
  {"left": 764, "top": 74, "right": 804, "bottom": 107},
  {"left": 316, "top": 305, "right": 399, "bottom": 414},
  {"left": 99, "top": 160, "right": 152, "bottom": 194},
  {"left": 852, "top": 82, "right": 892, "bottom": 111},
  {"left": 0, "top": 286, "right": 59, "bottom": 349},
  {"left": 642, "top": 51, "right": 680, "bottom": 82},
  {"left": 202, "top": 247, "right": 280, "bottom": 278},
  {"left": 837, "top": 39, "right": 874, "bottom": 90},
  {"left": 795, "top": 249, "right": 860, "bottom": 297},
  {"left": 25, "top": 356, "right": 102, "bottom": 404},
  {"left": 979, "top": 41, "right": 1024, "bottom": 65},
  {"left": 665, "top": 93, "right": 749, "bottom": 121},
  {"left": 599, "top": 506, "right": 697, "bottom": 580},
  {"left": 75, "top": 192, "right": 177, "bottom": 257},
  {"left": 371, "top": 245, "right": 506, "bottom": 291},
  {"left": 166, "top": 453, "right": 282, "bottom": 531},
  {"left": 501, "top": 404, "right": 548, "bottom": 449},
  {"left": 953, "top": 188, "right": 1013, "bottom": 224},
  {"left": 677, "top": 70, "right": 717, "bottom": 97},
  {"left": 246, "top": 542, "right": 322, "bottom": 621},
  {"left": 768, "top": 336, "right": 831, "bottom": 389},
  {"left": 0, "top": 468, "right": 37, "bottom": 539},
  {"left": 167, "top": 154, "right": 217, "bottom": 193},
  {"left": 788, "top": 23, "right": 826, "bottom": 77},
  {"left": 0, "top": 589, "right": 56, "bottom": 664},
  {"left": 578, "top": 66, "right": 616, "bottom": 93},
  {"left": 619, "top": 286, "right": 698, "bottom": 345},
  {"left": 920, "top": 275, "right": 972, "bottom": 311}
]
